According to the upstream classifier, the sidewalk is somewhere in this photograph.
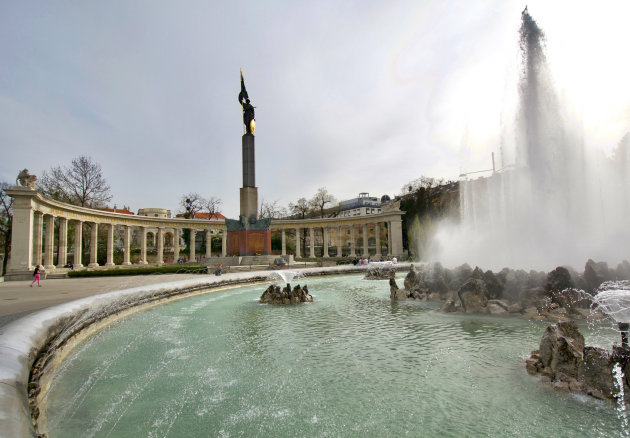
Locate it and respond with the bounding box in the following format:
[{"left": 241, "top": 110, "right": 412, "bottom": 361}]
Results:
[{"left": 0, "top": 273, "right": 204, "bottom": 328}]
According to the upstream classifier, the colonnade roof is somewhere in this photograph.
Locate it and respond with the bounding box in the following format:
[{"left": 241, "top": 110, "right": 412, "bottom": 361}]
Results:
[{"left": 7, "top": 188, "right": 404, "bottom": 231}]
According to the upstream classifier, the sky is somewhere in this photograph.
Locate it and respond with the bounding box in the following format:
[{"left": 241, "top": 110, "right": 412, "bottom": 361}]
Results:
[{"left": 1, "top": 0, "right": 629, "bottom": 218}]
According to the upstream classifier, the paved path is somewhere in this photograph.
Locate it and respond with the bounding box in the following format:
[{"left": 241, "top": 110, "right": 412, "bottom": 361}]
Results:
[{"left": 0, "top": 274, "right": 205, "bottom": 328}]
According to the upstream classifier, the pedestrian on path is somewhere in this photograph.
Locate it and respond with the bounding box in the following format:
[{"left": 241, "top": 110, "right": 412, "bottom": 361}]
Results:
[{"left": 31, "top": 265, "right": 42, "bottom": 287}]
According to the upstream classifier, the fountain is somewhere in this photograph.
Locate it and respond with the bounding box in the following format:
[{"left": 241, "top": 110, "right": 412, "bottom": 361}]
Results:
[
  {"left": 433, "top": 7, "right": 630, "bottom": 271},
  {"left": 260, "top": 270, "right": 313, "bottom": 304},
  {"left": 35, "top": 276, "right": 629, "bottom": 436}
]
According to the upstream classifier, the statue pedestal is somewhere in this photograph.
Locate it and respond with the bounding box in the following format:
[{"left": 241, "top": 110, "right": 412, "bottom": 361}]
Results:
[{"left": 225, "top": 216, "right": 272, "bottom": 256}]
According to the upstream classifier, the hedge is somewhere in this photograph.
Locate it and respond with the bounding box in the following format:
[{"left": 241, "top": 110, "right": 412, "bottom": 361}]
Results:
[{"left": 68, "top": 264, "right": 207, "bottom": 278}]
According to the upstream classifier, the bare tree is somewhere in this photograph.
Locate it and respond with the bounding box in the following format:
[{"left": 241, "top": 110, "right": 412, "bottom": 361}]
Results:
[
  {"left": 401, "top": 176, "right": 444, "bottom": 195},
  {"left": 259, "top": 199, "right": 287, "bottom": 219},
  {"left": 179, "top": 193, "right": 205, "bottom": 219},
  {"left": 203, "top": 196, "right": 223, "bottom": 218},
  {"left": 309, "top": 187, "right": 336, "bottom": 218},
  {"left": 289, "top": 197, "right": 311, "bottom": 219},
  {"left": 0, "top": 182, "right": 14, "bottom": 275},
  {"left": 38, "top": 156, "right": 112, "bottom": 207}
]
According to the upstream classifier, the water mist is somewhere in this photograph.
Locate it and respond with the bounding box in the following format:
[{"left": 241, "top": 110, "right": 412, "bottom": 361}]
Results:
[{"left": 432, "top": 8, "right": 630, "bottom": 271}]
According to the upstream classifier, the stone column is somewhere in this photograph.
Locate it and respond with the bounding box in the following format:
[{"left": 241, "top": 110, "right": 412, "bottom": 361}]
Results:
[
  {"left": 281, "top": 229, "right": 286, "bottom": 256},
  {"left": 140, "top": 227, "right": 148, "bottom": 264},
  {"left": 221, "top": 231, "right": 227, "bottom": 257},
  {"left": 173, "top": 228, "right": 180, "bottom": 263},
  {"left": 337, "top": 226, "right": 342, "bottom": 257},
  {"left": 323, "top": 227, "right": 329, "bottom": 258},
  {"left": 73, "top": 221, "right": 83, "bottom": 268},
  {"left": 156, "top": 227, "right": 164, "bottom": 265},
  {"left": 295, "top": 227, "right": 301, "bottom": 258},
  {"left": 57, "top": 218, "right": 68, "bottom": 268},
  {"left": 44, "top": 215, "right": 55, "bottom": 270},
  {"left": 122, "top": 225, "right": 131, "bottom": 265},
  {"left": 6, "top": 195, "right": 34, "bottom": 272},
  {"left": 349, "top": 225, "right": 356, "bottom": 257},
  {"left": 375, "top": 222, "right": 382, "bottom": 257},
  {"left": 33, "top": 212, "right": 43, "bottom": 267},
  {"left": 205, "top": 230, "right": 212, "bottom": 259},
  {"left": 88, "top": 223, "right": 99, "bottom": 267},
  {"left": 362, "top": 223, "right": 369, "bottom": 257},
  {"left": 105, "top": 224, "right": 115, "bottom": 266},
  {"left": 387, "top": 221, "right": 393, "bottom": 256},
  {"left": 390, "top": 219, "right": 404, "bottom": 258},
  {"left": 189, "top": 229, "right": 196, "bottom": 262},
  {"left": 309, "top": 227, "right": 315, "bottom": 258}
]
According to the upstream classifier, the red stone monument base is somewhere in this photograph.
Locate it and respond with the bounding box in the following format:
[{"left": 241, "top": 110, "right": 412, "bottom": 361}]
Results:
[{"left": 226, "top": 229, "right": 272, "bottom": 256}]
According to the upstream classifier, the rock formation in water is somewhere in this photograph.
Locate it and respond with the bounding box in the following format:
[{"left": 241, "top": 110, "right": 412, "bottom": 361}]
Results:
[
  {"left": 526, "top": 321, "right": 630, "bottom": 401},
  {"left": 389, "top": 260, "right": 630, "bottom": 320},
  {"left": 260, "top": 283, "right": 313, "bottom": 305},
  {"left": 365, "top": 265, "right": 396, "bottom": 280}
]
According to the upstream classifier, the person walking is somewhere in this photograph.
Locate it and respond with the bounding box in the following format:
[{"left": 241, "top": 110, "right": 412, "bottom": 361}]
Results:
[{"left": 31, "top": 265, "right": 42, "bottom": 287}]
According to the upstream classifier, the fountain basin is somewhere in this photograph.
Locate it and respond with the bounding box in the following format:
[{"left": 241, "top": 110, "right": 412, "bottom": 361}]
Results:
[
  {"left": 38, "top": 276, "right": 624, "bottom": 437},
  {"left": 0, "top": 264, "right": 388, "bottom": 437}
]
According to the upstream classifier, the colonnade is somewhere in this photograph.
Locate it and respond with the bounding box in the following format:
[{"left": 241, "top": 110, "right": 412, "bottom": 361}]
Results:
[
  {"left": 5, "top": 188, "right": 405, "bottom": 279},
  {"left": 25, "top": 214, "right": 228, "bottom": 270},
  {"left": 5, "top": 188, "right": 227, "bottom": 276},
  {"left": 271, "top": 216, "right": 403, "bottom": 259}
]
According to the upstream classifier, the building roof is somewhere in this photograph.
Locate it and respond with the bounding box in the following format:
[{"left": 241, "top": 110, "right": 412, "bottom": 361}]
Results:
[{"left": 175, "top": 212, "right": 226, "bottom": 220}]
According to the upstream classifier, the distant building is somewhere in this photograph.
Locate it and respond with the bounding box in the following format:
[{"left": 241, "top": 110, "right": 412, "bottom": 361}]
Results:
[
  {"left": 175, "top": 212, "right": 226, "bottom": 220},
  {"left": 338, "top": 193, "right": 387, "bottom": 217},
  {"left": 98, "top": 206, "right": 134, "bottom": 215},
  {"left": 138, "top": 208, "right": 171, "bottom": 218}
]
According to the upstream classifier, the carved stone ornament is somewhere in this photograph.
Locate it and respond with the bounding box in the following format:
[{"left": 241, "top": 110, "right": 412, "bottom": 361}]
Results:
[{"left": 16, "top": 169, "right": 37, "bottom": 189}]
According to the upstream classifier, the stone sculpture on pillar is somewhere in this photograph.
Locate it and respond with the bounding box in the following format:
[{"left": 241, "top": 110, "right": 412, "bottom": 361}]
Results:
[
  {"left": 226, "top": 69, "right": 271, "bottom": 256},
  {"left": 15, "top": 169, "right": 37, "bottom": 189}
]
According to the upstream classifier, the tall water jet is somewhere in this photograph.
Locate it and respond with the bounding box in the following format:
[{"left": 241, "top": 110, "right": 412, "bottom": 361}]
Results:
[{"left": 434, "top": 8, "right": 630, "bottom": 270}]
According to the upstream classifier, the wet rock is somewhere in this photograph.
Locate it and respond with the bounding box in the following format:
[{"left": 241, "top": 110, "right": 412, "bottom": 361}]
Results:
[
  {"left": 578, "top": 346, "right": 615, "bottom": 398},
  {"left": 441, "top": 299, "right": 457, "bottom": 313},
  {"left": 457, "top": 279, "right": 488, "bottom": 313},
  {"left": 546, "top": 267, "right": 574, "bottom": 293},
  {"left": 390, "top": 275, "right": 408, "bottom": 300},
  {"left": 538, "top": 321, "right": 584, "bottom": 378},
  {"left": 616, "top": 260, "right": 630, "bottom": 280},
  {"left": 365, "top": 265, "right": 395, "bottom": 280},
  {"left": 584, "top": 259, "right": 612, "bottom": 292},
  {"left": 260, "top": 283, "right": 313, "bottom": 304},
  {"left": 483, "top": 270, "right": 504, "bottom": 299},
  {"left": 508, "top": 303, "right": 524, "bottom": 313}
]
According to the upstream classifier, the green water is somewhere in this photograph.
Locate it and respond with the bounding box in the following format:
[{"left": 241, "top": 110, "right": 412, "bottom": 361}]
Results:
[{"left": 44, "top": 276, "right": 625, "bottom": 437}]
